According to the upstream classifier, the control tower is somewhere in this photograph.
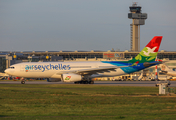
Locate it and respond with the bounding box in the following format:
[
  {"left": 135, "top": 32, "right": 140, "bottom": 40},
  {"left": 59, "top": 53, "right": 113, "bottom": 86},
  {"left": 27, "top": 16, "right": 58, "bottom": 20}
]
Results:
[{"left": 128, "top": 3, "right": 147, "bottom": 51}]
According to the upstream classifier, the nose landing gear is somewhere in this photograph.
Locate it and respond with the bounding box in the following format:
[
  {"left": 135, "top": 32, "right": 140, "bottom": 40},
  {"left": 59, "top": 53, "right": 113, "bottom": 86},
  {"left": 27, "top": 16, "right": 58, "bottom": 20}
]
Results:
[{"left": 21, "top": 78, "right": 25, "bottom": 84}]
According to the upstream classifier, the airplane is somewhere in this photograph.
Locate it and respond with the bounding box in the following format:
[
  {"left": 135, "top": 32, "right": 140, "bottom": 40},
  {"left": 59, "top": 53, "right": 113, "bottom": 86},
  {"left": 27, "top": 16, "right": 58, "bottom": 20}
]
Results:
[
  {"left": 159, "top": 63, "right": 176, "bottom": 77},
  {"left": 5, "top": 36, "right": 163, "bottom": 84}
]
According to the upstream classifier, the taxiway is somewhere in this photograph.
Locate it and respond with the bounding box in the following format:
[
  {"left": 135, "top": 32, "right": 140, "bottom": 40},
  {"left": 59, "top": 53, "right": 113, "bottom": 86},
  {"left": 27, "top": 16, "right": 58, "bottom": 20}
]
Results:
[{"left": 1, "top": 81, "right": 176, "bottom": 87}]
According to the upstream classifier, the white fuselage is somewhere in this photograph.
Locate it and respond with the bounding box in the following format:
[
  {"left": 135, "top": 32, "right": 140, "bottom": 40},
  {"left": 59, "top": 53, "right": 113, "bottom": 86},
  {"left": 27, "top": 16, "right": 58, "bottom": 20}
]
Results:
[{"left": 5, "top": 61, "right": 126, "bottom": 79}]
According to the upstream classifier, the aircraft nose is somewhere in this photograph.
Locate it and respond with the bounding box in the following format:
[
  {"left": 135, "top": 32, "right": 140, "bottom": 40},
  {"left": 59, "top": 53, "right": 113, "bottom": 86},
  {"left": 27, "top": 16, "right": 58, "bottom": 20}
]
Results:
[
  {"left": 4, "top": 68, "right": 14, "bottom": 75},
  {"left": 4, "top": 69, "right": 9, "bottom": 74}
]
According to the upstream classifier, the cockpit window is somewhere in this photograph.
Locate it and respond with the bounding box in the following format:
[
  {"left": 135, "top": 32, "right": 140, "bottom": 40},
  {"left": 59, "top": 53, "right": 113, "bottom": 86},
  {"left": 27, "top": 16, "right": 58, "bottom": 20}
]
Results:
[{"left": 9, "top": 67, "right": 15, "bottom": 69}]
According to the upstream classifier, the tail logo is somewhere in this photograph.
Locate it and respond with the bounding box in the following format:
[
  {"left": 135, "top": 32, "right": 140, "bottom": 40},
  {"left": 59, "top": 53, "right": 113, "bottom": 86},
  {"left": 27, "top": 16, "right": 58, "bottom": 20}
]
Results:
[
  {"left": 143, "top": 47, "right": 157, "bottom": 56},
  {"left": 131, "top": 61, "right": 139, "bottom": 66},
  {"left": 161, "top": 65, "right": 166, "bottom": 70},
  {"left": 134, "top": 46, "right": 158, "bottom": 62},
  {"left": 129, "top": 36, "right": 162, "bottom": 63},
  {"left": 65, "top": 76, "right": 71, "bottom": 80}
]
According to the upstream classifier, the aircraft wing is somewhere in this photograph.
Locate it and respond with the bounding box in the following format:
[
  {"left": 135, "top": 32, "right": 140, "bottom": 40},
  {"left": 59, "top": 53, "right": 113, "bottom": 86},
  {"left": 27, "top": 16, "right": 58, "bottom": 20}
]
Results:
[{"left": 56, "top": 66, "right": 128, "bottom": 75}]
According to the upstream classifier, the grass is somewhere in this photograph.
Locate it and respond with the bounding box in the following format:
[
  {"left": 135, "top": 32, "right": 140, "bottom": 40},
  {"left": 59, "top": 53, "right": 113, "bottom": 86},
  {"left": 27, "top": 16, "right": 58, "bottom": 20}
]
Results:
[{"left": 0, "top": 84, "right": 176, "bottom": 120}]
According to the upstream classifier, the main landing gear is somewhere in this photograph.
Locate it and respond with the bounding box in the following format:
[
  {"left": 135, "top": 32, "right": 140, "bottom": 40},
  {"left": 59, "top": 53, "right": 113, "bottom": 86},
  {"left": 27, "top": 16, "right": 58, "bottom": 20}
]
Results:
[{"left": 74, "top": 80, "right": 94, "bottom": 84}]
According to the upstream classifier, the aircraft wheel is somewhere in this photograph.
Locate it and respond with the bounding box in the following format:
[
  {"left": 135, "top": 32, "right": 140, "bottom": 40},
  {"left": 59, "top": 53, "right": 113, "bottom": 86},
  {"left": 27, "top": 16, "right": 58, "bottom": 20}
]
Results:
[
  {"left": 21, "top": 81, "right": 25, "bottom": 84},
  {"left": 74, "top": 82, "right": 79, "bottom": 84},
  {"left": 89, "top": 81, "right": 94, "bottom": 84}
]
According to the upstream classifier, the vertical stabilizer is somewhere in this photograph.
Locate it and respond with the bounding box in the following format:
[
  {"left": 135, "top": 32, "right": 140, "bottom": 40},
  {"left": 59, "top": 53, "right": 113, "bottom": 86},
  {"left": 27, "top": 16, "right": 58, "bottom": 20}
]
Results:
[
  {"left": 160, "top": 64, "right": 171, "bottom": 71},
  {"left": 129, "top": 36, "right": 162, "bottom": 63}
]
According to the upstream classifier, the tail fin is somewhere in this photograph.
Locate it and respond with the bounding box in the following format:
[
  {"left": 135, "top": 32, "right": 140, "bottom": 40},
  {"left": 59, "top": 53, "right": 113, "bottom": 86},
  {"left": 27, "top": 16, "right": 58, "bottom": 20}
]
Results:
[
  {"left": 160, "top": 64, "right": 171, "bottom": 71},
  {"left": 129, "top": 36, "right": 162, "bottom": 63}
]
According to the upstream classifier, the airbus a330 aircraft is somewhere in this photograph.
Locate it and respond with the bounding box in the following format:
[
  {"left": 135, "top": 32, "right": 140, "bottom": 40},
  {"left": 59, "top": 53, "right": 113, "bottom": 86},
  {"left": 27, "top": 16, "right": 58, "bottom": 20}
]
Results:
[{"left": 5, "top": 36, "right": 162, "bottom": 84}]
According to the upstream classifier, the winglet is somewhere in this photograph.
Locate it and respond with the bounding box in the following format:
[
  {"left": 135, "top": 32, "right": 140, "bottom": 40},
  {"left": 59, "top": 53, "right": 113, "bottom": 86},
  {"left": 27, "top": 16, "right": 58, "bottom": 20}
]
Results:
[{"left": 131, "top": 61, "right": 139, "bottom": 66}]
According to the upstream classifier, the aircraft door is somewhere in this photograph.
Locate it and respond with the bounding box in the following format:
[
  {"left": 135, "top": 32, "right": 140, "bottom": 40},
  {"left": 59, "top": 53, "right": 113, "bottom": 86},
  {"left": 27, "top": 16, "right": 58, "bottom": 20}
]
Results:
[{"left": 20, "top": 65, "right": 25, "bottom": 72}]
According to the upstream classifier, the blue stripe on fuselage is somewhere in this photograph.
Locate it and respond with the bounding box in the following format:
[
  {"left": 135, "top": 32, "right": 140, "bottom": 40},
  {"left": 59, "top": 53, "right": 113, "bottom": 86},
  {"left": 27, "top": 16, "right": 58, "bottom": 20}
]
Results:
[
  {"left": 101, "top": 61, "right": 157, "bottom": 74},
  {"left": 120, "top": 63, "right": 145, "bottom": 74}
]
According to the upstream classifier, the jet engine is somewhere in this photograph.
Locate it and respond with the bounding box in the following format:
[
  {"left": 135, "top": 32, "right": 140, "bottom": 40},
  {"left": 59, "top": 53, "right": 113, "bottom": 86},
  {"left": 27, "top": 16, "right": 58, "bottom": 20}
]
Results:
[
  {"left": 47, "top": 78, "right": 61, "bottom": 82},
  {"left": 61, "top": 73, "right": 82, "bottom": 82}
]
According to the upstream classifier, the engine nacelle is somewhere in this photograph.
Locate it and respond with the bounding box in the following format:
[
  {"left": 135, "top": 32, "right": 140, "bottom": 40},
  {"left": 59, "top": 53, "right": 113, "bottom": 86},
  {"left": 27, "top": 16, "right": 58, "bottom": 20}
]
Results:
[
  {"left": 61, "top": 73, "right": 82, "bottom": 82},
  {"left": 47, "top": 78, "right": 61, "bottom": 82}
]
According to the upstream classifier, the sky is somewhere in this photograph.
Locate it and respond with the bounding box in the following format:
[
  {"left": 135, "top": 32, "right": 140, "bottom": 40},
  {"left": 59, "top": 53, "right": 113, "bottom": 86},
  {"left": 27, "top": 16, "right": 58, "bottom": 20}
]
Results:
[{"left": 0, "top": 0, "right": 176, "bottom": 52}]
